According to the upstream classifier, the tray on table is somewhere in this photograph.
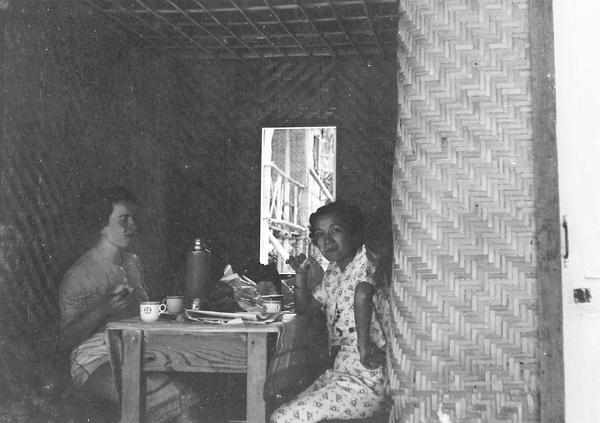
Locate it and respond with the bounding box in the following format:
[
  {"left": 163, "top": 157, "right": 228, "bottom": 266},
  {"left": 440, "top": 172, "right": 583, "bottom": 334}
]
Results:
[{"left": 184, "top": 309, "right": 284, "bottom": 324}]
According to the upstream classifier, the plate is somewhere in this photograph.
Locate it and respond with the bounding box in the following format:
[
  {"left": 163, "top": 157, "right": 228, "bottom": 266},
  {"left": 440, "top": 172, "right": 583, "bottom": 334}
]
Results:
[
  {"left": 184, "top": 309, "right": 283, "bottom": 323},
  {"left": 184, "top": 309, "right": 262, "bottom": 321}
]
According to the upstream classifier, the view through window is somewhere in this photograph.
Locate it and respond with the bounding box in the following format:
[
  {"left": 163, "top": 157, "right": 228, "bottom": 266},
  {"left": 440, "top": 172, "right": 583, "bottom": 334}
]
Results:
[{"left": 260, "top": 126, "right": 336, "bottom": 273}]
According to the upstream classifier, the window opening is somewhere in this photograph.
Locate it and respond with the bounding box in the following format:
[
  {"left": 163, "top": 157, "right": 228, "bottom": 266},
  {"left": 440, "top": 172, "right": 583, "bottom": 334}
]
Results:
[{"left": 260, "top": 126, "right": 336, "bottom": 273}]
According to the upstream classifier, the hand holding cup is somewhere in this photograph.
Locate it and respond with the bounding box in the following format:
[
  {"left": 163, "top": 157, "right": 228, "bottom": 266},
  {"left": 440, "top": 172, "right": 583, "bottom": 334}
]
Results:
[
  {"left": 106, "top": 284, "right": 134, "bottom": 316},
  {"left": 285, "top": 254, "right": 309, "bottom": 274}
]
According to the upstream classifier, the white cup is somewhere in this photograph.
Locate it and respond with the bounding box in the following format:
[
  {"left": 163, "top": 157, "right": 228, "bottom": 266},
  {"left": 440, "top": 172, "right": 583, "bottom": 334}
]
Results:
[
  {"left": 140, "top": 302, "right": 167, "bottom": 322},
  {"left": 262, "top": 300, "right": 282, "bottom": 314},
  {"left": 162, "top": 296, "right": 185, "bottom": 314}
]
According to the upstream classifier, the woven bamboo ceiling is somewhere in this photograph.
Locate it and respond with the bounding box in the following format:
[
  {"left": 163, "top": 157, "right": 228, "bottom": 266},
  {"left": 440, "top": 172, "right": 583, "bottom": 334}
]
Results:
[{"left": 81, "top": 0, "right": 399, "bottom": 60}]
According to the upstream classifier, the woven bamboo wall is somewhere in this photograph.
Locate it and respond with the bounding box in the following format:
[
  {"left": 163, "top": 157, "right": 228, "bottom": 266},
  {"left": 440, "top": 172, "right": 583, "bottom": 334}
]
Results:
[
  {"left": 389, "top": 0, "right": 538, "bottom": 422},
  {"left": 0, "top": 1, "right": 165, "bottom": 347},
  {"left": 0, "top": 3, "right": 396, "bottom": 413}
]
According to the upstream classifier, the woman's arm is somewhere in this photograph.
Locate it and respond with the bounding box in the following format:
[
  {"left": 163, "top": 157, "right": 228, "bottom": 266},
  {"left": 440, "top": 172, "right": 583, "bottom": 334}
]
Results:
[
  {"left": 354, "top": 282, "right": 385, "bottom": 369},
  {"left": 287, "top": 254, "right": 322, "bottom": 315},
  {"left": 293, "top": 267, "right": 322, "bottom": 315},
  {"left": 59, "top": 286, "right": 134, "bottom": 349}
]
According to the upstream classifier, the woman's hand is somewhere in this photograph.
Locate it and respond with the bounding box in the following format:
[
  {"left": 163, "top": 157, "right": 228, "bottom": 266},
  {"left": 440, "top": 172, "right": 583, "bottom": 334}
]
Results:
[
  {"left": 286, "top": 253, "right": 309, "bottom": 274},
  {"left": 359, "top": 341, "right": 387, "bottom": 369},
  {"left": 105, "top": 284, "right": 134, "bottom": 317},
  {"left": 59, "top": 284, "right": 134, "bottom": 350}
]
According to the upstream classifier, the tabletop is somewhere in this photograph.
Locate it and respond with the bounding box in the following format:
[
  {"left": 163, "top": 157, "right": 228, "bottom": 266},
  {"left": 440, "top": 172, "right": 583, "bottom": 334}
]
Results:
[{"left": 106, "top": 315, "right": 286, "bottom": 333}]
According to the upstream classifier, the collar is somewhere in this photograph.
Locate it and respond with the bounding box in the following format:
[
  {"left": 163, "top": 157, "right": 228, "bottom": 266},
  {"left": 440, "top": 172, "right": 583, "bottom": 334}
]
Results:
[
  {"left": 326, "top": 244, "right": 367, "bottom": 274},
  {"left": 91, "top": 247, "right": 124, "bottom": 274}
]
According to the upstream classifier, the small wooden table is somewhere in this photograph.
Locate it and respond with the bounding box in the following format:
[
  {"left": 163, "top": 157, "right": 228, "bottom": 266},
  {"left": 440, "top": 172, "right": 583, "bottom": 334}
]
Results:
[{"left": 106, "top": 317, "right": 287, "bottom": 423}]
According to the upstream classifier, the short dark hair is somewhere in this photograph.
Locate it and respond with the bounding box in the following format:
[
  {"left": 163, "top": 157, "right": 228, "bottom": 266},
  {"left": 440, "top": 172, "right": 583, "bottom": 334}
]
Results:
[
  {"left": 308, "top": 201, "right": 365, "bottom": 248},
  {"left": 90, "top": 186, "right": 138, "bottom": 232}
]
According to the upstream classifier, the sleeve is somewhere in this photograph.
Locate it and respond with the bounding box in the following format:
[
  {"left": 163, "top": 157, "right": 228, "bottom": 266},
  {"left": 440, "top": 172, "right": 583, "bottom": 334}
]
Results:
[
  {"left": 311, "top": 274, "right": 327, "bottom": 305},
  {"left": 58, "top": 268, "right": 90, "bottom": 328},
  {"left": 349, "top": 248, "right": 376, "bottom": 290}
]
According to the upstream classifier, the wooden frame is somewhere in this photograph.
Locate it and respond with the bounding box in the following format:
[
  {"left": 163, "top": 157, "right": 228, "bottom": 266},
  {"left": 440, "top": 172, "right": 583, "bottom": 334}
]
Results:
[{"left": 529, "top": 0, "right": 565, "bottom": 421}]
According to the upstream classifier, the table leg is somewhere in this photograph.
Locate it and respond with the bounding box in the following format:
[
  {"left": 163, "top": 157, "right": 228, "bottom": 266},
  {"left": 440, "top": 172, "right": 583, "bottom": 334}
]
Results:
[
  {"left": 247, "top": 332, "right": 268, "bottom": 423},
  {"left": 106, "top": 329, "right": 123, "bottom": 400},
  {"left": 122, "top": 329, "right": 143, "bottom": 422}
]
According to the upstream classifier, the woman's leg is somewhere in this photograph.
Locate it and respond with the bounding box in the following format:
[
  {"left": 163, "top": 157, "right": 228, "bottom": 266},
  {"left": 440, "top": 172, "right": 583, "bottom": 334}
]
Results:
[
  {"left": 271, "top": 350, "right": 387, "bottom": 423},
  {"left": 82, "top": 363, "right": 200, "bottom": 423},
  {"left": 270, "top": 371, "right": 338, "bottom": 423},
  {"left": 81, "top": 361, "right": 118, "bottom": 403}
]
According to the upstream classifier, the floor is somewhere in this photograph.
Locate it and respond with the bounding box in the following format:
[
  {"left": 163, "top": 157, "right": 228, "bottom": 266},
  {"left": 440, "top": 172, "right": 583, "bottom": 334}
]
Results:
[{"left": 0, "top": 372, "right": 248, "bottom": 423}]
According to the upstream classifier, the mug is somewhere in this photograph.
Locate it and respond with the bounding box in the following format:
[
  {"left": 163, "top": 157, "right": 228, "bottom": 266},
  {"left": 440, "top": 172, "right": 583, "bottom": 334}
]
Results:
[
  {"left": 162, "top": 296, "right": 185, "bottom": 314},
  {"left": 140, "top": 301, "right": 167, "bottom": 322},
  {"left": 262, "top": 299, "right": 282, "bottom": 314}
]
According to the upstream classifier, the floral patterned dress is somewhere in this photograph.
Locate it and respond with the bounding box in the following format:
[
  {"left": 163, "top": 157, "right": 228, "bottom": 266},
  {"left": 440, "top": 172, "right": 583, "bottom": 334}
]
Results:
[{"left": 270, "top": 245, "right": 389, "bottom": 422}]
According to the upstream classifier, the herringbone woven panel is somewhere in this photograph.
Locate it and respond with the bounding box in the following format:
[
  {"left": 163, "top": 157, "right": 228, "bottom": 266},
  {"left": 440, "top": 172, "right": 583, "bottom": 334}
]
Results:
[
  {"left": 390, "top": 0, "right": 538, "bottom": 422},
  {"left": 257, "top": 58, "right": 397, "bottom": 252}
]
